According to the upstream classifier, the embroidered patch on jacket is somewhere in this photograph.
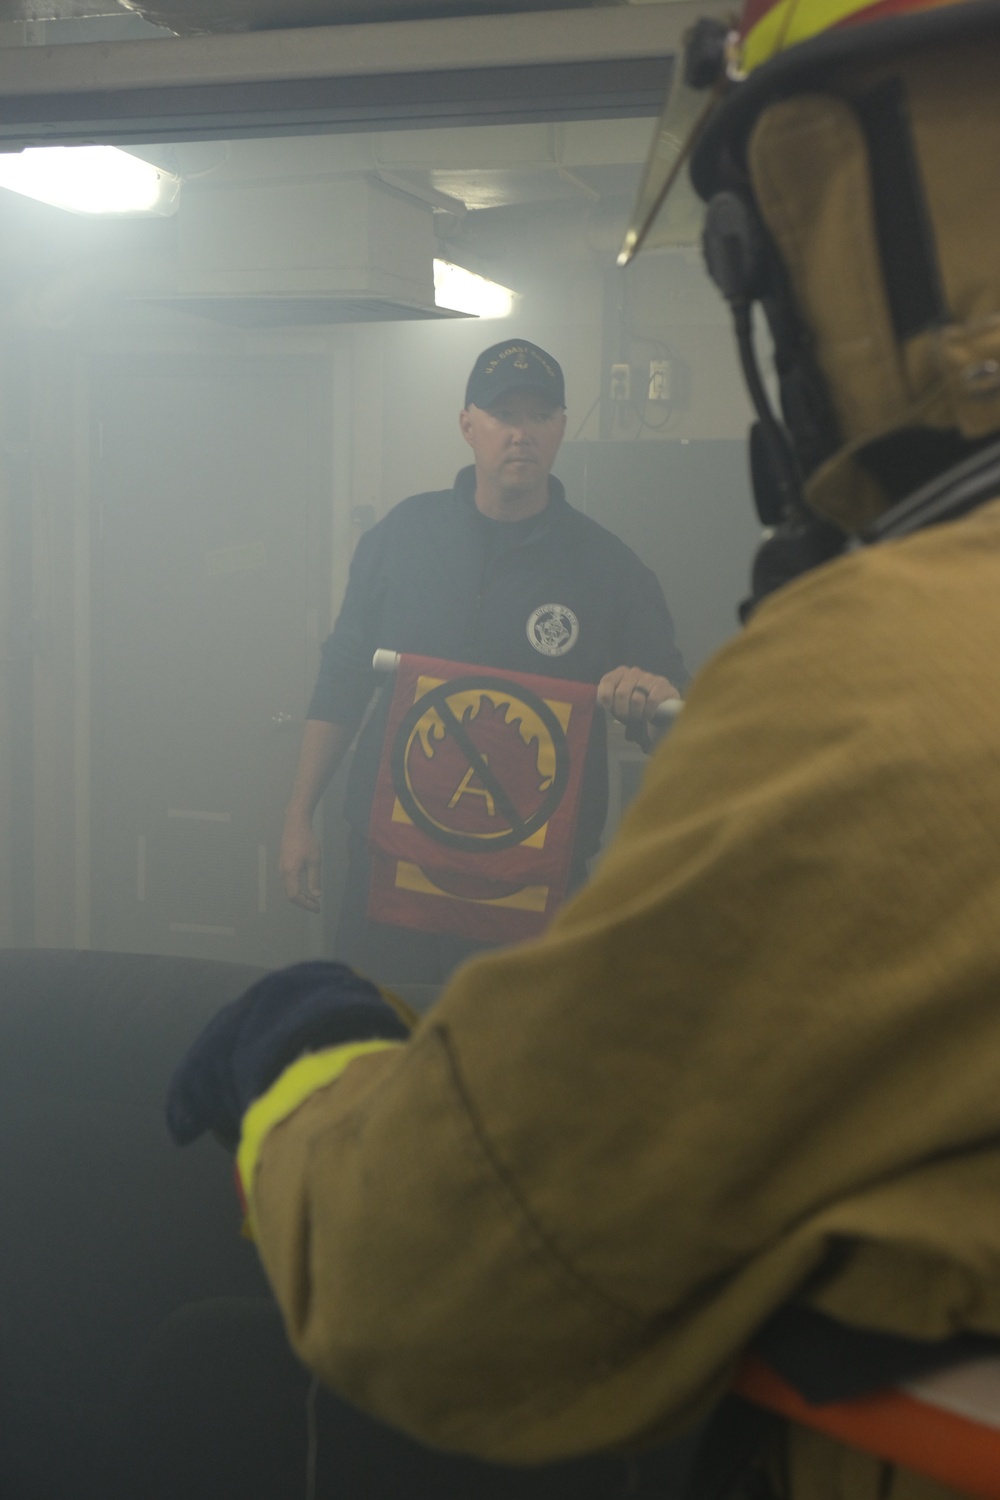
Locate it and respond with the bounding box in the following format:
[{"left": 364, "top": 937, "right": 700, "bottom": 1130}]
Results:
[{"left": 526, "top": 604, "right": 579, "bottom": 657}]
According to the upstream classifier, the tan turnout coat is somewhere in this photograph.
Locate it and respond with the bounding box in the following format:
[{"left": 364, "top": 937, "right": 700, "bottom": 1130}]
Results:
[{"left": 251, "top": 501, "right": 1000, "bottom": 1496}]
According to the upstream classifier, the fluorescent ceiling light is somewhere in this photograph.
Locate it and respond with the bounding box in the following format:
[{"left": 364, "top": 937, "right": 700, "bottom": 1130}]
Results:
[
  {"left": 0, "top": 146, "right": 180, "bottom": 217},
  {"left": 434, "top": 259, "right": 515, "bottom": 319}
]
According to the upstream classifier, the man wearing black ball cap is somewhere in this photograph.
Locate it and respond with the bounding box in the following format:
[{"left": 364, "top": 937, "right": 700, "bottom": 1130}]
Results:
[{"left": 278, "top": 337, "right": 687, "bottom": 985}]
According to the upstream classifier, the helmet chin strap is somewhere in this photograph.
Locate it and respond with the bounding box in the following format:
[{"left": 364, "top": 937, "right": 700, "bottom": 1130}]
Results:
[
  {"left": 731, "top": 299, "right": 804, "bottom": 521},
  {"left": 701, "top": 188, "right": 848, "bottom": 619},
  {"left": 702, "top": 190, "right": 805, "bottom": 524}
]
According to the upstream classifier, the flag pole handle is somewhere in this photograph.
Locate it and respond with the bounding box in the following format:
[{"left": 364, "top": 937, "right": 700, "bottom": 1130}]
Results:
[
  {"left": 371, "top": 648, "right": 681, "bottom": 728},
  {"left": 651, "top": 698, "right": 683, "bottom": 728}
]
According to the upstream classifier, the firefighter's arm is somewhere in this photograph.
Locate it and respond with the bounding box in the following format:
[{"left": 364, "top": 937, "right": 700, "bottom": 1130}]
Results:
[{"left": 172, "top": 543, "right": 999, "bottom": 1468}]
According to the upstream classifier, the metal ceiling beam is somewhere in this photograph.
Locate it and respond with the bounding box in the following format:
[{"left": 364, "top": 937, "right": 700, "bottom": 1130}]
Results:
[{"left": 0, "top": 3, "right": 703, "bottom": 144}]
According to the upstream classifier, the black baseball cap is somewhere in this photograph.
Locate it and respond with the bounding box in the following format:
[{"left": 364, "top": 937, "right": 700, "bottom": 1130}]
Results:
[{"left": 464, "top": 340, "right": 565, "bottom": 410}]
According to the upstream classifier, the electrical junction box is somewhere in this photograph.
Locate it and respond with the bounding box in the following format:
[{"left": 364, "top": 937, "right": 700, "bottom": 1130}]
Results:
[{"left": 648, "top": 359, "right": 671, "bottom": 401}]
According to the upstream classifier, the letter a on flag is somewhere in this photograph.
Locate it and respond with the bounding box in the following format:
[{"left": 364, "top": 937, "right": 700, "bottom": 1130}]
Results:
[{"left": 366, "top": 654, "right": 596, "bottom": 941}]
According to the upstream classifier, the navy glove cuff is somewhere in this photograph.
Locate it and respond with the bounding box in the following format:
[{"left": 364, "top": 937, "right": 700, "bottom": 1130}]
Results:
[
  {"left": 239, "top": 998, "right": 409, "bottom": 1105},
  {"left": 166, "top": 961, "right": 411, "bottom": 1149}
]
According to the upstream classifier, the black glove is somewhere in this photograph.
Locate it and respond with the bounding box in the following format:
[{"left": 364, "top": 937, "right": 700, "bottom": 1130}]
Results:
[{"left": 166, "top": 960, "right": 411, "bottom": 1150}]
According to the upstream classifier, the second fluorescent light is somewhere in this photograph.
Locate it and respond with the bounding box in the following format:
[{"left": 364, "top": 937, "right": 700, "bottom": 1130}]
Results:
[{"left": 434, "top": 259, "right": 515, "bottom": 319}]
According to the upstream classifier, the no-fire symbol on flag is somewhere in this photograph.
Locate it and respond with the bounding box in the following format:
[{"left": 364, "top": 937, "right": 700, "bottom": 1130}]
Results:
[{"left": 367, "top": 654, "right": 596, "bottom": 941}]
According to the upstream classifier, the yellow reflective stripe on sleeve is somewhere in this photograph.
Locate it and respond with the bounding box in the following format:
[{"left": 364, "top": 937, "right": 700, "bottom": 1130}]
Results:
[{"left": 236, "top": 1040, "right": 403, "bottom": 1238}]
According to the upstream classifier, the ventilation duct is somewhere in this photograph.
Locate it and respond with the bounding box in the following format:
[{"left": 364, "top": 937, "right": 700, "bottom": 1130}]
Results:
[{"left": 166, "top": 174, "right": 466, "bottom": 326}]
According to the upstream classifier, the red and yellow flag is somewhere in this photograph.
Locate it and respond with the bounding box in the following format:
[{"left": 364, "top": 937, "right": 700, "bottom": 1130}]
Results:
[{"left": 366, "top": 654, "right": 596, "bottom": 942}]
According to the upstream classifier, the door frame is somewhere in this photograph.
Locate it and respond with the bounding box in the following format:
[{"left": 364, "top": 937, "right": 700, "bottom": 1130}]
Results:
[{"left": 87, "top": 347, "right": 335, "bottom": 963}]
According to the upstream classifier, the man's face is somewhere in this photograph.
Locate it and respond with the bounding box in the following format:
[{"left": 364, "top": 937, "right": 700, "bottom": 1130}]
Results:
[{"left": 459, "top": 389, "right": 567, "bottom": 495}]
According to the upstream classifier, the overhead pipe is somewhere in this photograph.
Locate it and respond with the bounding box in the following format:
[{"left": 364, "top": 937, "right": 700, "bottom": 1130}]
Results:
[{"left": 0, "top": 0, "right": 616, "bottom": 35}]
